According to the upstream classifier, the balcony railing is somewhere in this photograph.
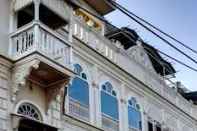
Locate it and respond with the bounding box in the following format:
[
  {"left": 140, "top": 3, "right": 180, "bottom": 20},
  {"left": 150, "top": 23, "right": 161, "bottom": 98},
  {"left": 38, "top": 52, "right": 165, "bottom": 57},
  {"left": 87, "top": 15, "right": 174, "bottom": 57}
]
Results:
[
  {"left": 10, "top": 22, "right": 71, "bottom": 68},
  {"left": 69, "top": 97, "right": 90, "bottom": 122},
  {"left": 102, "top": 114, "right": 119, "bottom": 131}
]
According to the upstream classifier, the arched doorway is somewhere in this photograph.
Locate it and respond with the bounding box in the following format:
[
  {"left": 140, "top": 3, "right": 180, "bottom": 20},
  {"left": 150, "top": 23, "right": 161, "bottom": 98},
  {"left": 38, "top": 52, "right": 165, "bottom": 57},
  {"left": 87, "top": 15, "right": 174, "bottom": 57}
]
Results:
[
  {"left": 16, "top": 103, "right": 57, "bottom": 131},
  {"left": 18, "top": 119, "right": 57, "bottom": 131}
]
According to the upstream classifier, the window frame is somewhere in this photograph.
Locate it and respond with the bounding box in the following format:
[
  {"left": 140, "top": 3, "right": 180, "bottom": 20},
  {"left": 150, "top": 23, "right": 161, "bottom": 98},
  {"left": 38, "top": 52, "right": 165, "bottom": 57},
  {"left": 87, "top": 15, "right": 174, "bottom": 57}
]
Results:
[
  {"left": 127, "top": 97, "right": 142, "bottom": 131},
  {"left": 67, "top": 63, "right": 90, "bottom": 121}
]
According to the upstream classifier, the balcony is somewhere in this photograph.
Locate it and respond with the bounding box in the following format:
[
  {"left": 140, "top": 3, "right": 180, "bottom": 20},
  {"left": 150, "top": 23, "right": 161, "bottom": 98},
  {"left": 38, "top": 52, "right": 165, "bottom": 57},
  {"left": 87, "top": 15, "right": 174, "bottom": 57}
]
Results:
[{"left": 10, "top": 22, "right": 71, "bottom": 68}]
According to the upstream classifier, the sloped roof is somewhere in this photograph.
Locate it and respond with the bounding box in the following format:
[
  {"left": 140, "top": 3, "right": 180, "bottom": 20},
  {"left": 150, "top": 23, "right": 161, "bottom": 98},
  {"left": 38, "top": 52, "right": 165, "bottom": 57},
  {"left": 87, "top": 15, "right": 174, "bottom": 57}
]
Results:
[
  {"left": 106, "top": 27, "right": 176, "bottom": 76},
  {"left": 66, "top": 0, "right": 115, "bottom": 15},
  {"left": 182, "top": 91, "right": 197, "bottom": 104}
]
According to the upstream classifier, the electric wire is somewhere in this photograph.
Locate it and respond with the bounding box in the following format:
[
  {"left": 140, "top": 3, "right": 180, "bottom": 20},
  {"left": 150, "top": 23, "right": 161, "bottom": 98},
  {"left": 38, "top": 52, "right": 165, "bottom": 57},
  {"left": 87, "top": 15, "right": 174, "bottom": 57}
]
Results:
[
  {"left": 69, "top": 2, "right": 197, "bottom": 73},
  {"left": 108, "top": 0, "right": 197, "bottom": 55},
  {"left": 105, "top": 0, "right": 197, "bottom": 65}
]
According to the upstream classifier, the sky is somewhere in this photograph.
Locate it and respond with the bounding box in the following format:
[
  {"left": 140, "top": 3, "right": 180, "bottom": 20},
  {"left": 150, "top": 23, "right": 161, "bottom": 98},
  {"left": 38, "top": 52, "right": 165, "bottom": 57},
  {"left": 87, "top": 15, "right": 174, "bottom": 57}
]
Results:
[{"left": 105, "top": 0, "right": 197, "bottom": 91}]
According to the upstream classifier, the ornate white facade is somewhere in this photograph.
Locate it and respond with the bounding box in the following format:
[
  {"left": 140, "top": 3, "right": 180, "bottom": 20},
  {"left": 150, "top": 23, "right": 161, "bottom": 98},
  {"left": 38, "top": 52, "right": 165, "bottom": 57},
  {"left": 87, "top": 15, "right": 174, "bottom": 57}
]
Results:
[{"left": 0, "top": 0, "right": 196, "bottom": 131}]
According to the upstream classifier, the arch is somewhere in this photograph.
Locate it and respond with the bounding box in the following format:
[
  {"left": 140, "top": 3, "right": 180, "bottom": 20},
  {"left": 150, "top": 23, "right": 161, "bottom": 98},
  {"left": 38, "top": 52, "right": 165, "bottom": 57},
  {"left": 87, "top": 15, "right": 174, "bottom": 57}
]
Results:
[
  {"left": 14, "top": 100, "right": 45, "bottom": 121},
  {"left": 128, "top": 97, "right": 142, "bottom": 130},
  {"left": 16, "top": 102, "right": 42, "bottom": 121},
  {"left": 68, "top": 63, "right": 90, "bottom": 121},
  {"left": 99, "top": 79, "right": 120, "bottom": 99},
  {"left": 100, "top": 81, "right": 119, "bottom": 130}
]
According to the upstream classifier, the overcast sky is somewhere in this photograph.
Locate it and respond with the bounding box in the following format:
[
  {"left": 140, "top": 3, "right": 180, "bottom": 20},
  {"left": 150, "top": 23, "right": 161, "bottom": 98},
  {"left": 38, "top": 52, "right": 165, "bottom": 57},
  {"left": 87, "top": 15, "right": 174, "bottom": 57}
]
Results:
[{"left": 105, "top": 0, "right": 197, "bottom": 91}]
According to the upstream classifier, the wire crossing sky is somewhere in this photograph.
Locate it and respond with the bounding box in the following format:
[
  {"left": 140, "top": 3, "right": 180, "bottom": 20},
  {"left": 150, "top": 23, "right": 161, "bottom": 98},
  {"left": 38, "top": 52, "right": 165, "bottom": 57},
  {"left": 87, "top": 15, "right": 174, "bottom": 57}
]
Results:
[{"left": 106, "top": 0, "right": 197, "bottom": 91}]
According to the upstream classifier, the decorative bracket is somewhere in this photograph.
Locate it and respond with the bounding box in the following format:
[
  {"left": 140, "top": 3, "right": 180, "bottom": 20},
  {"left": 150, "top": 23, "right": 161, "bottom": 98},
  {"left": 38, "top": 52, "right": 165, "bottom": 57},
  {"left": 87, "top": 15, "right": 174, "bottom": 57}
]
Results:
[
  {"left": 46, "top": 78, "right": 70, "bottom": 112},
  {"left": 11, "top": 60, "right": 40, "bottom": 102}
]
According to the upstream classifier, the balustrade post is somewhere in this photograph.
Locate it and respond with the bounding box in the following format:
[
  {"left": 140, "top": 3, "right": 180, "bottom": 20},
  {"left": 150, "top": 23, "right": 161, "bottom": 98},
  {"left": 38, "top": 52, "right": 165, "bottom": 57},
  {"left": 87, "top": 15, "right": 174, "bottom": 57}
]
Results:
[
  {"left": 33, "top": 0, "right": 40, "bottom": 51},
  {"left": 8, "top": 1, "right": 15, "bottom": 57},
  {"left": 34, "top": 0, "right": 40, "bottom": 21}
]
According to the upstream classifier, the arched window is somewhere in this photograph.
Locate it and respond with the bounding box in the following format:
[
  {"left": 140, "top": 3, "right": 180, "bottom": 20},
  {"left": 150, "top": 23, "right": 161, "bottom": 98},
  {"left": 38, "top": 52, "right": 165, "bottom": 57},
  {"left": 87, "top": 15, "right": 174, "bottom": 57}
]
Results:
[
  {"left": 101, "top": 82, "right": 119, "bottom": 131},
  {"left": 128, "top": 97, "right": 142, "bottom": 131},
  {"left": 17, "top": 103, "right": 42, "bottom": 121},
  {"left": 68, "top": 64, "right": 89, "bottom": 121}
]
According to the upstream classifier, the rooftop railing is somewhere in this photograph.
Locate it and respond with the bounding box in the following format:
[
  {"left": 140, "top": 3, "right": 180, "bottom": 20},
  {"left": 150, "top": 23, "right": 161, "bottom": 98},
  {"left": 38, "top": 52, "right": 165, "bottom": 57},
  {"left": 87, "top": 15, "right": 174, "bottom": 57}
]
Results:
[{"left": 72, "top": 15, "right": 196, "bottom": 119}]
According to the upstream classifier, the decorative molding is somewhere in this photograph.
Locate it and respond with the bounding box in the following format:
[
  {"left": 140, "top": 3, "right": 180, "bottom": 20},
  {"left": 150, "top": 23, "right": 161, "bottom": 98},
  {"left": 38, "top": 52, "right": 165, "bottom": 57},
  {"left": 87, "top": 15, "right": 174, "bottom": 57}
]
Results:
[
  {"left": 126, "top": 45, "right": 156, "bottom": 74},
  {"left": 120, "top": 98, "right": 127, "bottom": 104},
  {"left": 46, "top": 78, "right": 70, "bottom": 111},
  {"left": 11, "top": 60, "right": 40, "bottom": 102},
  {"left": 92, "top": 81, "right": 99, "bottom": 89}
]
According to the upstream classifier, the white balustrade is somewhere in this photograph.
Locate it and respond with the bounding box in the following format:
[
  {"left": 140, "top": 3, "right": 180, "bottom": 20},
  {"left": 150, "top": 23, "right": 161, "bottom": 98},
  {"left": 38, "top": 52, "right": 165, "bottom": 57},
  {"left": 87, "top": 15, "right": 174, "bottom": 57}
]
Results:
[
  {"left": 72, "top": 16, "right": 197, "bottom": 119},
  {"left": 10, "top": 22, "right": 71, "bottom": 68}
]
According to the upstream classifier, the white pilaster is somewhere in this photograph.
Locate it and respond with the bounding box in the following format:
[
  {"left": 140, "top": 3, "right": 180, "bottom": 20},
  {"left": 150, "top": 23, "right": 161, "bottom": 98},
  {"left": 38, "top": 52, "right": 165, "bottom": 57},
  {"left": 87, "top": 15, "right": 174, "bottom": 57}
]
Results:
[
  {"left": 92, "top": 65, "right": 102, "bottom": 127},
  {"left": 34, "top": 0, "right": 40, "bottom": 21},
  {"left": 33, "top": 0, "right": 40, "bottom": 50},
  {"left": 119, "top": 83, "right": 127, "bottom": 131}
]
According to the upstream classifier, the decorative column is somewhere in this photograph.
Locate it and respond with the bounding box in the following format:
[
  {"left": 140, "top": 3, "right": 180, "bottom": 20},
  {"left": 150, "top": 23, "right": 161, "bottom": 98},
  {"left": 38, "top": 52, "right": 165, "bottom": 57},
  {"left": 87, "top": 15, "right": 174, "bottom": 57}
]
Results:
[
  {"left": 142, "top": 111, "right": 148, "bottom": 131},
  {"left": 33, "top": 0, "right": 40, "bottom": 50},
  {"left": 9, "top": 1, "right": 16, "bottom": 57},
  {"left": 119, "top": 83, "right": 127, "bottom": 131},
  {"left": 64, "top": 76, "right": 74, "bottom": 114},
  {"left": 92, "top": 65, "right": 102, "bottom": 127},
  {"left": 68, "top": 7, "right": 74, "bottom": 68}
]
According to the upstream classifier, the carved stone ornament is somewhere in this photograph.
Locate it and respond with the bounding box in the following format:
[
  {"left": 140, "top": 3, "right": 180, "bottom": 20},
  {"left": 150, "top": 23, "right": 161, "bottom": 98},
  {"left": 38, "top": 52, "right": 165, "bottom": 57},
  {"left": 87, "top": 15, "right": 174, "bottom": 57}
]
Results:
[
  {"left": 126, "top": 45, "right": 156, "bottom": 74},
  {"left": 11, "top": 60, "right": 40, "bottom": 102},
  {"left": 46, "top": 78, "right": 70, "bottom": 111}
]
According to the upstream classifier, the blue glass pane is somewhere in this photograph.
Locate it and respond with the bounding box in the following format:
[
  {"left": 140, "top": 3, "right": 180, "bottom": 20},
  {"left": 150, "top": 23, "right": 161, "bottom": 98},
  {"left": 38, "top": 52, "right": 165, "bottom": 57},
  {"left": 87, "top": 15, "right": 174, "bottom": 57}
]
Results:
[
  {"left": 131, "top": 97, "right": 137, "bottom": 105},
  {"left": 112, "top": 90, "right": 117, "bottom": 97},
  {"left": 102, "top": 85, "right": 106, "bottom": 91},
  {"left": 105, "top": 82, "right": 113, "bottom": 93},
  {"left": 69, "top": 77, "right": 89, "bottom": 106},
  {"left": 128, "top": 106, "right": 141, "bottom": 129},
  {"left": 81, "top": 73, "right": 87, "bottom": 80},
  {"left": 128, "top": 100, "right": 133, "bottom": 106},
  {"left": 74, "top": 64, "right": 83, "bottom": 75},
  {"left": 101, "top": 91, "right": 119, "bottom": 120}
]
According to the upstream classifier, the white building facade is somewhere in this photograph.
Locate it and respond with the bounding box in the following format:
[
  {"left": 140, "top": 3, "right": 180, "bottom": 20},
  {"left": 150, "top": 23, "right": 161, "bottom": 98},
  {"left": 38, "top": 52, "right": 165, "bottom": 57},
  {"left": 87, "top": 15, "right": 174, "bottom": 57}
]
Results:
[{"left": 0, "top": 0, "right": 197, "bottom": 131}]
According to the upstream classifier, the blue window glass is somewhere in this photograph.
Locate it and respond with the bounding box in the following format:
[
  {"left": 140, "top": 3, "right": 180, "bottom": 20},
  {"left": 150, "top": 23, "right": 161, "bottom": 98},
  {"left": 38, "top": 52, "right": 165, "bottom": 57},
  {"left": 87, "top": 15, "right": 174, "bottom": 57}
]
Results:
[
  {"left": 74, "top": 64, "right": 83, "bottom": 75},
  {"left": 105, "top": 82, "right": 113, "bottom": 93},
  {"left": 128, "top": 106, "right": 141, "bottom": 129},
  {"left": 69, "top": 77, "right": 89, "bottom": 106},
  {"left": 128, "top": 97, "right": 142, "bottom": 130},
  {"left": 101, "top": 82, "right": 119, "bottom": 120},
  {"left": 101, "top": 91, "right": 119, "bottom": 120}
]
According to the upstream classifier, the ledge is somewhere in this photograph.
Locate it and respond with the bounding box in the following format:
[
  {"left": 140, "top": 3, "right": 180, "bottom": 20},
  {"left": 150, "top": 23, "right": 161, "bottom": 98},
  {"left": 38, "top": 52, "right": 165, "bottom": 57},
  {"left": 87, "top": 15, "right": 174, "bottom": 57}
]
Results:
[{"left": 63, "top": 114, "right": 104, "bottom": 131}]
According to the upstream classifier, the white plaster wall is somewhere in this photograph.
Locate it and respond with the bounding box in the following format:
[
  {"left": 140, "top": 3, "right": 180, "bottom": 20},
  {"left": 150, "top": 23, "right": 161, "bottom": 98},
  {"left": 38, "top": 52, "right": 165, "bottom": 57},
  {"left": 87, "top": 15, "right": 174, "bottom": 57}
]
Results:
[
  {"left": 0, "top": 58, "right": 12, "bottom": 131},
  {"left": 69, "top": 47, "right": 197, "bottom": 131},
  {"left": 0, "top": 0, "right": 10, "bottom": 57}
]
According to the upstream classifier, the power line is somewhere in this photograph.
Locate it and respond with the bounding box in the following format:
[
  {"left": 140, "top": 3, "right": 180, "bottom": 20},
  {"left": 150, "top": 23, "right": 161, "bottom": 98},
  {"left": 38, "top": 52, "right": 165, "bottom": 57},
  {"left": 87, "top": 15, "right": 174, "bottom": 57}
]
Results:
[
  {"left": 108, "top": 0, "right": 197, "bottom": 55},
  {"left": 143, "top": 46, "right": 197, "bottom": 72},
  {"left": 105, "top": 0, "right": 197, "bottom": 65},
  {"left": 68, "top": 1, "right": 197, "bottom": 73}
]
